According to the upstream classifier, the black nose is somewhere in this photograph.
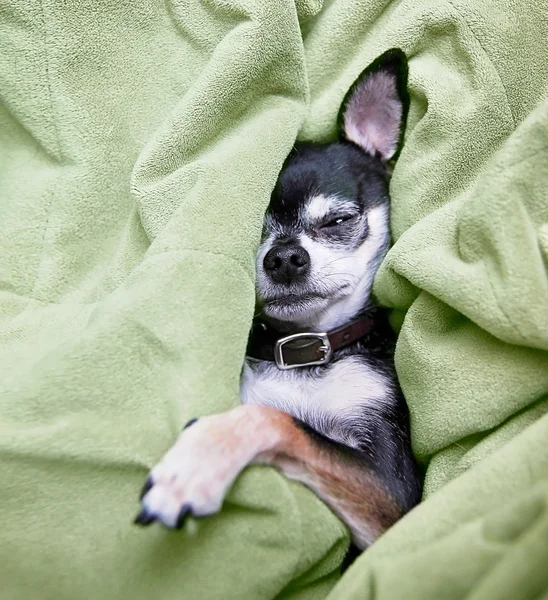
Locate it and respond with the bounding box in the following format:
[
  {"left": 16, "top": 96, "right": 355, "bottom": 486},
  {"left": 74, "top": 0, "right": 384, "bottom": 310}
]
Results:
[{"left": 263, "top": 244, "right": 310, "bottom": 284}]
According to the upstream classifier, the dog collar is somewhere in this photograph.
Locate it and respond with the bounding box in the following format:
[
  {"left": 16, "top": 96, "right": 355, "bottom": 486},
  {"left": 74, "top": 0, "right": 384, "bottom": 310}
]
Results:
[{"left": 246, "top": 317, "right": 375, "bottom": 370}]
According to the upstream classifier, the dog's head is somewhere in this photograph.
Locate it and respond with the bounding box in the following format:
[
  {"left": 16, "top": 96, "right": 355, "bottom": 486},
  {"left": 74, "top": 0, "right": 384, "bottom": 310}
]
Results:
[{"left": 256, "top": 49, "right": 408, "bottom": 331}]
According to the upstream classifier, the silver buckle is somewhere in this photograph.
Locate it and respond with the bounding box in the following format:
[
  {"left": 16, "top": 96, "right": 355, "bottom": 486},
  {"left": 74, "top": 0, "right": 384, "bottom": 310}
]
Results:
[{"left": 274, "top": 332, "right": 333, "bottom": 370}]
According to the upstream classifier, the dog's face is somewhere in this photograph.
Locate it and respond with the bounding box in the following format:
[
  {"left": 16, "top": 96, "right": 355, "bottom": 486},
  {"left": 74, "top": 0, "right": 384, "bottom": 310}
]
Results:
[
  {"left": 256, "top": 144, "right": 391, "bottom": 330},
  {"left": 256, "top": 51, "right": 407, "bottom": 331}
]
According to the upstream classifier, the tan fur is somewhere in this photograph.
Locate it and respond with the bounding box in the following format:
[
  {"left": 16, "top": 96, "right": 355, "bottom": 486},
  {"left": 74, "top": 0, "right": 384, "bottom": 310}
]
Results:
[
  {"left": 144, "top": 404, "right": 400, "bottom": 548},
  {"left": 255, "top": 407, "right": 400, "bottom": 547}
]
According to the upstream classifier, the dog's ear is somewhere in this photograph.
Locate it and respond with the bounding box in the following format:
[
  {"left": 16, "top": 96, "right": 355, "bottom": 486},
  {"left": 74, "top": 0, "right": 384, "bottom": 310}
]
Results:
[{"left": 338, "top": 49, "right": 409, "bottom": 162}]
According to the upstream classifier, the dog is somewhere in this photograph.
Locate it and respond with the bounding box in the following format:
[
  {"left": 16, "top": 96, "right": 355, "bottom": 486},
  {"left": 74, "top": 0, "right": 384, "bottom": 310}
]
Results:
[{"left": 135, "top": 49, "right": 422, "bottom": 551}]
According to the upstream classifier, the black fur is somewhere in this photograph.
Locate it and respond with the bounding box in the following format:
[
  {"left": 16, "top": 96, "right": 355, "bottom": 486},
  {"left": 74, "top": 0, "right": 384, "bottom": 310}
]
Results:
[
  {"left": 253, "top": 48, "right": 422, "bottom": 536},
  {"left": 269, "top": 142, "right": 388, "bottom": 241}
]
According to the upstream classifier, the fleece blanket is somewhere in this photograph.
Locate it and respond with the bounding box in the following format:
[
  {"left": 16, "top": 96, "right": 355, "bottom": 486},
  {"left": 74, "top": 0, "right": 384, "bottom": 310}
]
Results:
[{"left": 0, "top": 0, "right": 547, "bottom": 599}]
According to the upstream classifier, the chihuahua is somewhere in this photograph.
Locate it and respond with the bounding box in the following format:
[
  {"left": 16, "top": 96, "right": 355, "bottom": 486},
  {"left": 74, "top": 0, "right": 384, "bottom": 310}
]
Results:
[{"left": 135, "top": 49, "right": 421, "bottom": 550}]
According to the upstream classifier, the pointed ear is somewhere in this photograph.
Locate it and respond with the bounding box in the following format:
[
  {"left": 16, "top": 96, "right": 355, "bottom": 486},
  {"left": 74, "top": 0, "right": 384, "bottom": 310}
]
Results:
[{"left": 338, "top": 48, "right": 409, "bottom": 161}]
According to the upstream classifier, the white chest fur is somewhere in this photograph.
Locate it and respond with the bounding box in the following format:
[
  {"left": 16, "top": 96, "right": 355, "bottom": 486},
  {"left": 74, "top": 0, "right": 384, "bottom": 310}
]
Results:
[{"left": 240, "top": 356, "right": 391, "bottom": 448}]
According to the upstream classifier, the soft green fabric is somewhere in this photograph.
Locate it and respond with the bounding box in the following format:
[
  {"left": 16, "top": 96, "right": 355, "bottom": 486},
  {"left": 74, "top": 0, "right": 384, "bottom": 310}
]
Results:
[{"left": 1, "top": 1, "right": 546, "bottom": 600}]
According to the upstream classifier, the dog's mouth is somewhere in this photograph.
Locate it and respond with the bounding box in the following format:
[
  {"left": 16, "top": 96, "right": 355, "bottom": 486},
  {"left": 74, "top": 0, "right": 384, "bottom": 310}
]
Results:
[
  {"left": 264, "top": 293, "right": 326, "bottom": 308},
  {"left": 261, "top": 292, "right": 329, "bottom": 322}
]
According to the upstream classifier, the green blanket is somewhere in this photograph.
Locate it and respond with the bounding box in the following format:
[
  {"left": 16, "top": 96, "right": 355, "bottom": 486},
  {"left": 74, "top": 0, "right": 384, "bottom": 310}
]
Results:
[{"left": 1, "top": 1, "right": 547, "bottom": 599}]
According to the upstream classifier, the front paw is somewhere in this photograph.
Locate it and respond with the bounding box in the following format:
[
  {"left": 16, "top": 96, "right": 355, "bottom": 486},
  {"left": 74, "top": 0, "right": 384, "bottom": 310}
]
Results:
[{"left": 135, "top": 415, "right": 240, "bottom": 529}]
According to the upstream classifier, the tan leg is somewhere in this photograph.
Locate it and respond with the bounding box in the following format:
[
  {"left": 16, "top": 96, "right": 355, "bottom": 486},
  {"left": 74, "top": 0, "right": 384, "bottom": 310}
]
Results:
[{"left": 136, "top": 404, "right": 400, "bottom": 549}]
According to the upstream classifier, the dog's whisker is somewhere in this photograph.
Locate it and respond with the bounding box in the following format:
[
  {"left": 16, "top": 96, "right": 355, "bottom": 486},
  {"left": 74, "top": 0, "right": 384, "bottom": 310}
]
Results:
[{"left": 323, "top": 257, "right": 351, "bottom": 269}]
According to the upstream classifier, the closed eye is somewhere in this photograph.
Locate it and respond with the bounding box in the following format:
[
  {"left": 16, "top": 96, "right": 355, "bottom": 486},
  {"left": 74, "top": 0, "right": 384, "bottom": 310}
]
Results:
[{"left": 320, "top": 214, "right": 357, "bottom": 229}]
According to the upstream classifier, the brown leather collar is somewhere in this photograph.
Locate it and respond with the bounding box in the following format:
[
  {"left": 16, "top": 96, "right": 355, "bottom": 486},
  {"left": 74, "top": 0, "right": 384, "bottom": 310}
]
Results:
[{"left": 246, "top": 317, "right": 375, "bottom": 370}]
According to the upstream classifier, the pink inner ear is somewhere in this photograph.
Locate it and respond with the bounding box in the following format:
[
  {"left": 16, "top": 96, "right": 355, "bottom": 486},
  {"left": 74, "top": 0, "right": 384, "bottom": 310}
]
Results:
[{"left": 343, "top": 71, "right": 402, "bottom": 161}]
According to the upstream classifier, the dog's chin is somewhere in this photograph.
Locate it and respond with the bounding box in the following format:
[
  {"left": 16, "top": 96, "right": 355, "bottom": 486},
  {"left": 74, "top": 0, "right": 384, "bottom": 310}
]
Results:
[{"left": 261, "top": 293, "right": 330, "bottom": 324}]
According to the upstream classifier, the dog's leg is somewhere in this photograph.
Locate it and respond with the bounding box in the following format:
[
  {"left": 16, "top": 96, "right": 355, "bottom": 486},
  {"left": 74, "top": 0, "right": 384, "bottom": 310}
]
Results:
[{"left": 136, "top": 404, "right": 400, "bottom": 548}]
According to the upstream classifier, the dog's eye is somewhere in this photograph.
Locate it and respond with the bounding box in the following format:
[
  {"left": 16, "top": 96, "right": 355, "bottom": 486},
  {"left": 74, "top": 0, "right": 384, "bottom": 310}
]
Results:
[{"left": 321, "top": 214, "right": 355, "bottom": 229}]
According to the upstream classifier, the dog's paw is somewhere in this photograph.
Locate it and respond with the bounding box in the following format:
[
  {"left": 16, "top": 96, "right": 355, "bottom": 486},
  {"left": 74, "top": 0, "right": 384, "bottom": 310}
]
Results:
[{"left": 135, "top": 415, "right": 244, "bottom": 529}]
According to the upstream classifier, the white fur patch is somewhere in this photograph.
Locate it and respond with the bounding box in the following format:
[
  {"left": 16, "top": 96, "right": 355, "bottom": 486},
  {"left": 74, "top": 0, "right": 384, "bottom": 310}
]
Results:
[
  {"left": 241, "top": 356, "right": 390, "bottom": 448},
  {"left": 305, "top": 194, "right": 334, "bottom": 222},
  {"left": 304, "top": 194, "right": 358, "bottom": 224}
]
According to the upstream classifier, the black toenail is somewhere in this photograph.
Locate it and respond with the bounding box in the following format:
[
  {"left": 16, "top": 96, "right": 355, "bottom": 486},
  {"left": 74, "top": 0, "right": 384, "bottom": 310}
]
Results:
[
  {"left": 183, "top": 418, "right": 198, "bottom": 430},
  {"left": 134, "top": 509, "right": 156, "bottom": 527},
  {"left": 175, "top": 503, "right": 192, "bottom": 529},
  {"left": 139, "top": 476, "right": 154, "bottom": 500}
]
